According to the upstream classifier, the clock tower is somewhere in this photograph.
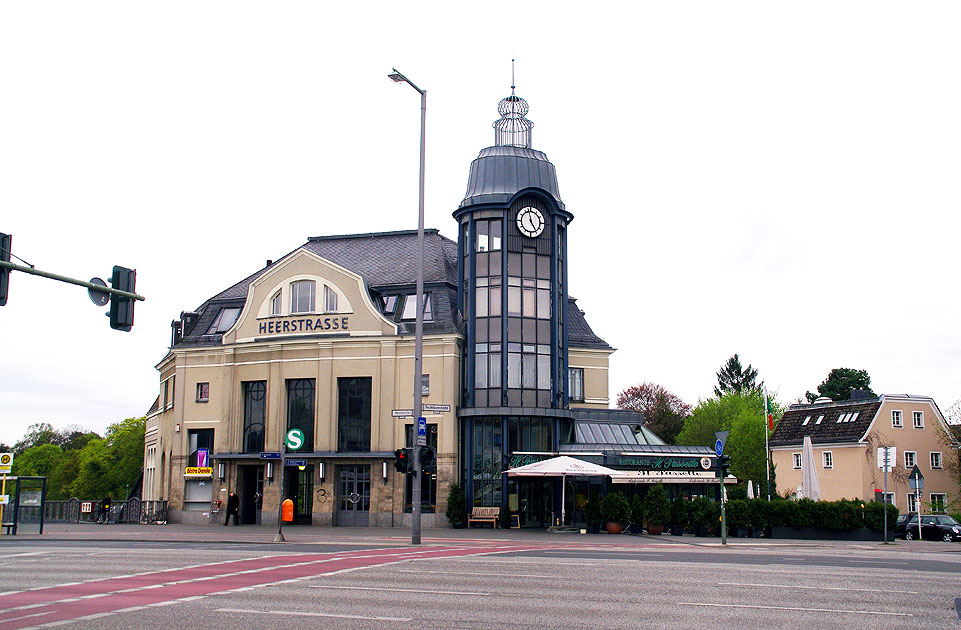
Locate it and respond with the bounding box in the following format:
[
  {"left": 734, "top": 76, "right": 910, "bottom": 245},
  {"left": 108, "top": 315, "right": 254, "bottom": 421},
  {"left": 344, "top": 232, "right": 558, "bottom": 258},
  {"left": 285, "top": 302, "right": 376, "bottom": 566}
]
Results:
[{"left": 454, "top": 87, "right": 575, "bottom": 515}]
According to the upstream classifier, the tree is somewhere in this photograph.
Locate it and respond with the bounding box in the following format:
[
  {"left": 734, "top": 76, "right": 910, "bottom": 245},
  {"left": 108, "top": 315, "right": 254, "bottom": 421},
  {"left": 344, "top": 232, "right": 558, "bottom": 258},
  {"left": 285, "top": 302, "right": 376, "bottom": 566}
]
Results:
[
  {"left": 13, "top": 422, "right": 57, "bottom": 454},
  {"left": 805, "top": 368, "right": 874, "bottom": 403},
  {"left": 676, "top": 390, "right": 783, "bottom": 496},
  {"left": 616, "top": 383, "right": 691, "bottom": 444},
  {"left": 714, "top": 354, "right": 760, "bottom": 397},
  {"left": 11, "top": 444, "right": 63, "bottom": 478}
]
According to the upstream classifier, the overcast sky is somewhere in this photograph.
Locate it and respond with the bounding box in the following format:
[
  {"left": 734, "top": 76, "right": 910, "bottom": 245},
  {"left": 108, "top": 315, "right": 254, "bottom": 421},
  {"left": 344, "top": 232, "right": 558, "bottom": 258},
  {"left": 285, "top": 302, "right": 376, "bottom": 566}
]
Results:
[{"left": 2, "top": 2, "right": 959, "bottom": 446}]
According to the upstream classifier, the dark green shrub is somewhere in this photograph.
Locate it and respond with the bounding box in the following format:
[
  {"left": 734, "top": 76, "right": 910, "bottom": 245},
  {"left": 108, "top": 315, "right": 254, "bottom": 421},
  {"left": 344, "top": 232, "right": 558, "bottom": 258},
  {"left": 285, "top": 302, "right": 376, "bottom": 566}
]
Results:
[
  {"left": 863, "top": 501, "right": 899, "bottom": 532},
  {"left": 794, "top": 498, "right": 816, "bottom": 528},
  {"left": 643, "top": 483, "right": 670, "bottom": 527},
  {"left": 669, "top": 496, "right": 689, "bottom": 528},
  {"left": 726, "top": 500, "right": 748, "bottom": 528},
  {"left": 746, "top": 498, "right": 768, "bottom": 528},
  {"left": 726, "top": 485, "right": 748, "bottom": 501},
  {"left": 601, "top": 491, "right": 631, "bottom": 525},
  {"left": 689, "top": 496, "right": 715, "bottom": 528},
  {"left": 445, "top": 483, "right": 467, "bottom": 526}
]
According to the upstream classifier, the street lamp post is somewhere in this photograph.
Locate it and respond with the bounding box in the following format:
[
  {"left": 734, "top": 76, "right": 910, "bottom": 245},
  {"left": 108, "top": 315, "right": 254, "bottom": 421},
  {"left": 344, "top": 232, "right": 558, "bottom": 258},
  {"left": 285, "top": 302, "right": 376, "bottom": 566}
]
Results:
[{"left": 388, "top": 67, "right": 426, "bottom": 546}]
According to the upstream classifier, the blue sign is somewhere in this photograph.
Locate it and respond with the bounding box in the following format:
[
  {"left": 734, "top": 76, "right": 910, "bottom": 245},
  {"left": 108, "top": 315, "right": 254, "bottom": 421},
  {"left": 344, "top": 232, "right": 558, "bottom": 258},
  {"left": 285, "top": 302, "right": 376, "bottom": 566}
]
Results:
[
  {"left": 285, "top": 459, "right": 307, "bottom": 467},
  {"left": 416, "top": 416, "right": 427, "bottom": 446},
  {"left": 260, "top": 452, "right": 282, "bottom": 460},
  {"left": 715, "top": 440, "right": 724, "bottom": 457}
]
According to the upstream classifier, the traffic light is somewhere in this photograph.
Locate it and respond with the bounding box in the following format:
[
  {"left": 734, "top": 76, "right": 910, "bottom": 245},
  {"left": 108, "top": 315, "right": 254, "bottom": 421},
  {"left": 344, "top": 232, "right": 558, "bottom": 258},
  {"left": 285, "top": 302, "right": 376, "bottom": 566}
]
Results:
[
  {"left": 393, "top": 448, "right": 409, "bottom": 473},
  {"left": 0, "top": 232, "right": 10, "bottom": 306},
  {"left": 420, "top": 446, "right": 435, "bottom": 471},
  {"left": 109, "top": 265, "right": 136, "bottom": 331},
  {"left": 716, "top": 455, "right": 730, "bottom": 479}
]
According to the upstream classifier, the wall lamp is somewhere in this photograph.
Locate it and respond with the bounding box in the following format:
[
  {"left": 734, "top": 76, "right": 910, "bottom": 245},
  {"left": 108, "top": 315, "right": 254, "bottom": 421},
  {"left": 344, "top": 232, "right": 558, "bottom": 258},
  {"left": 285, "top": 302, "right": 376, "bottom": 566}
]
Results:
[
  {"left": 382, "top": 461, "right": 388, "bottom": 484},
  {"left": 217, "top": 462, "right": 225, "bottom": 481},
  {"left": 266, "top": 461, "right": 274, "bottom": 483},
  {"left": 317, "top": 461, "right": 325, "bottom": 482}
]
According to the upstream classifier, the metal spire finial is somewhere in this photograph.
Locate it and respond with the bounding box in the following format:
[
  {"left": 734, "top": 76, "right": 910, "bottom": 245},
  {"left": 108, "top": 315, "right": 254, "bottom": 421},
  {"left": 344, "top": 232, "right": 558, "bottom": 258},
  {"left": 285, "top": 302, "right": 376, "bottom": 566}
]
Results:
[{"left": 494, "top": 59, "right": 533, "bottom": 148}]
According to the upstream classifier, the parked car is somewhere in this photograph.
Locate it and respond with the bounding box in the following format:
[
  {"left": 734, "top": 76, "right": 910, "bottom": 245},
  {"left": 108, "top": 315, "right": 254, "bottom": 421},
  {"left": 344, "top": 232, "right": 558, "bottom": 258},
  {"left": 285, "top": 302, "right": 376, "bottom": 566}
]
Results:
[
  {"left": 899, "top": 514, "right": 961, "bottom": 542},
  {"left": 894, "top": 512, "right": 916, "bottom": 538}
]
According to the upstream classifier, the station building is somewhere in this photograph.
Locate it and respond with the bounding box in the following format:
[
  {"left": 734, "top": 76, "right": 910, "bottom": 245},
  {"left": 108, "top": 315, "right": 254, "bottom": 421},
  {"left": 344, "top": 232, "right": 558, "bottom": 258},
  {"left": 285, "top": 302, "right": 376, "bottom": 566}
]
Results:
[{"left": 143, "top": 89, "right": 722, "bottom": 527}]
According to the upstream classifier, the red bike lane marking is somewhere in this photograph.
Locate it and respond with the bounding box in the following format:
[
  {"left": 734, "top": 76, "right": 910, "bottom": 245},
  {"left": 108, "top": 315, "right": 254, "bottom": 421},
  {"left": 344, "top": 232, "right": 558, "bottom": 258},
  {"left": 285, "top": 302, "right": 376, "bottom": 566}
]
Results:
[{"left": 0, "top": 544, "right": 546, "bottom": 629}]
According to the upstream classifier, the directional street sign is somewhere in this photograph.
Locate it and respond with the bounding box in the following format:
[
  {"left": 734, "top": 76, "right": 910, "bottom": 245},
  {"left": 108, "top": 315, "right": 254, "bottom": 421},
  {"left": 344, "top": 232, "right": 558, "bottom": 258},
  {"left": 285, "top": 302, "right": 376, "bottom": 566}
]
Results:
[
  {"left": 285, "top": 459, "right": 307, "bottom": 467},
  {"left": 392, "top": 404, "right": 451, "bottom": 418},
  {"left": 260, "top": 452, "right": 282, "bottom": 460},
  {"left": 285, "top": 428, "right": 305, "bottom": 451}
]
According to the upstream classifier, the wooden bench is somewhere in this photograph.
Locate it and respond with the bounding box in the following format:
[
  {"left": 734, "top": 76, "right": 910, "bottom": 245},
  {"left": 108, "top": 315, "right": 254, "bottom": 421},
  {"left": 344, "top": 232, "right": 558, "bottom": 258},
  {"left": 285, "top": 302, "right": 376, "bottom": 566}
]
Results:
[{"left": 467, "top": 506, "right": 500, "bottom": 528}]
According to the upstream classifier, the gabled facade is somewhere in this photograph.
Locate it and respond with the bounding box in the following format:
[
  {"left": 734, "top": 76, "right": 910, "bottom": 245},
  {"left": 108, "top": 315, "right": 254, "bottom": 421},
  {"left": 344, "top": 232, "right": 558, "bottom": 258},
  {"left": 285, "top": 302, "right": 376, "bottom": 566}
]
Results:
[{"left": 770, "top": 394, "right": 960, "bottom": 513}]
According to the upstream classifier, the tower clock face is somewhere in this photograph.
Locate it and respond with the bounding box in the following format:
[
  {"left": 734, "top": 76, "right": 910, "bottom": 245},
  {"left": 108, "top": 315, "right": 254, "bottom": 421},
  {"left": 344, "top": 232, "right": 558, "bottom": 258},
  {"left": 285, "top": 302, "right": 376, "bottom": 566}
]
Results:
[{"left": 516, "top": 206, "right": 545, "bottom": 238}]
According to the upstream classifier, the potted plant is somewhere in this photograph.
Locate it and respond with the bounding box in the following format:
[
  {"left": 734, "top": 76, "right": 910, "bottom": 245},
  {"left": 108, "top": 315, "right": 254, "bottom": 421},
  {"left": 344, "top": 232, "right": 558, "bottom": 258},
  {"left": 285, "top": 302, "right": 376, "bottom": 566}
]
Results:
[
  {"left": 445, "top": 483, "right": 468, "bottom": 528},
  {"left": 669, "top": 495, "right": 688, "bottom": 536},
  {"left": 600, "top": 491, "right": 630, "bottom": 534},
  {"left": 585, "top": 493, "right": 602, "bottom": 534},
  {"left": 643, "top": 483, "right": 669, "bottom": 535},
  {"left": 689, "top": 496, "right": 715, "bottom": 537}
]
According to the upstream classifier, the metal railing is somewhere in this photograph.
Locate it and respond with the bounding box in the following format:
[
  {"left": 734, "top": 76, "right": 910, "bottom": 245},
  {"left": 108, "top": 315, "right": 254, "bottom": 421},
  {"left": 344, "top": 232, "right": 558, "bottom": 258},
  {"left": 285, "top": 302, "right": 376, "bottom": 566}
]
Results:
[{"left": 43, "top": 498, "right": 167, "bottom": 525}]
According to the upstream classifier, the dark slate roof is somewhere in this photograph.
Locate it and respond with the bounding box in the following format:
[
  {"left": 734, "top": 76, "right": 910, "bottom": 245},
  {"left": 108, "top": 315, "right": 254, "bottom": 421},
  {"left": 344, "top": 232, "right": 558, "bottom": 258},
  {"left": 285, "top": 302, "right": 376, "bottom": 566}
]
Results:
[
  {"left": 769, "top": 398, "right": 883, "bottom": 447},
  {"left": 568, "top": 298, "right": 611, "bottom": 350},
  {"left": 459, "top": 146, "right": 565, "bottom": 211},
  {"left": 174, "top": 229, "right": 609, "bottom": 351}
]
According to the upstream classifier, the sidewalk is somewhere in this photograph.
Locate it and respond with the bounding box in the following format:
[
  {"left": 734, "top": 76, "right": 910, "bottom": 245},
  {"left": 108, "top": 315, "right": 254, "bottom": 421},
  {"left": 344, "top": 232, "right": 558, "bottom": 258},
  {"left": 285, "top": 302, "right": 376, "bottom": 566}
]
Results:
[{"left": 4, "top": 522, "right": 957, "bottom": 554}]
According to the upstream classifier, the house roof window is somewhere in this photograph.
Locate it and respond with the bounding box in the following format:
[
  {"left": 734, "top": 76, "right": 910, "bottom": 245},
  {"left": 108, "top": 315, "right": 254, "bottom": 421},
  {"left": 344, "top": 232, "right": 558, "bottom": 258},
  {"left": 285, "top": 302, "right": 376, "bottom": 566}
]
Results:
[{"left": 207, "top": 307, "right": 241, "bottom": 334}]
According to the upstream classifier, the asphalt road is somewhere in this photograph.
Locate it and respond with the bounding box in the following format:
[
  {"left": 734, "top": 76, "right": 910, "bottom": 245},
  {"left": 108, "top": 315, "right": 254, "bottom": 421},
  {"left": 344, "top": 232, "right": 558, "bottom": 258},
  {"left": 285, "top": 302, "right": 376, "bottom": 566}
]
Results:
[{"left": 0, "top": 538, "right": 958, "bottom": 629}]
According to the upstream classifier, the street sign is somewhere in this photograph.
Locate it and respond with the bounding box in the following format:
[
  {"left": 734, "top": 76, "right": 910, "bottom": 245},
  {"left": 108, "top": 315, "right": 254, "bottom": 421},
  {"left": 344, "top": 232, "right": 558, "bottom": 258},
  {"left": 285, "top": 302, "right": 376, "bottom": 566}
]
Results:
[
  {"left": 713, "top": 431, "right": 729, "bottom": 457},
  {"left": 0, "top": 453, "right": 12, "bottom": 474},
  {"left": 908, "top": 464, "right": 924, "bottom": 490},
  {"left": 416, "top": 417, "right": 427, "bottom": 446},
  {"left": 877, "top": 447, "right": 896, "bottom": 472},
  {"left": 392, "top": 404, "right": 451, "bottom": 418},
  {"left": 260, "top": 452, "right": 282, "bottom": 460},
  {"left": 285, "top": 428, "right": 305, "bottom": 451},
  {"left": 285, "top": 459, "right": 307, "bottom": 467}
]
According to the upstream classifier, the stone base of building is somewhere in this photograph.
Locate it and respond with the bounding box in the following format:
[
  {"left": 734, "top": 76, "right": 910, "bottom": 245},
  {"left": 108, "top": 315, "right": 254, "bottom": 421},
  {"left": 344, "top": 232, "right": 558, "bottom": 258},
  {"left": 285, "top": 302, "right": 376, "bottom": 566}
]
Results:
[{"left": 168, "top": 509, "right": 449, "bottom": 528}]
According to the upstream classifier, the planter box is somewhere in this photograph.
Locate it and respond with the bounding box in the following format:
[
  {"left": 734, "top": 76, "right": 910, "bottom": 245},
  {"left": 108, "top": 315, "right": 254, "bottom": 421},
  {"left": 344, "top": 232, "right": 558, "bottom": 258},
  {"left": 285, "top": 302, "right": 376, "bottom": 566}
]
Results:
[{"left": 769, "top": 526, "right": 894, "bottom": 542}]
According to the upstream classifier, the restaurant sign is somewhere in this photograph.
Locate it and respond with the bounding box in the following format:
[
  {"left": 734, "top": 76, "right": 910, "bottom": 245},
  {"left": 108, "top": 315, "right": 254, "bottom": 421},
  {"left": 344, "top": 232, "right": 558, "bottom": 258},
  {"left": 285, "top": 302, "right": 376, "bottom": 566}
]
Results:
[
  {"left": 184, "top": 467, "right": 213, "bottom": 478},
  {"left": 615, "top": 455, "right": 713, "bottom": 470}
]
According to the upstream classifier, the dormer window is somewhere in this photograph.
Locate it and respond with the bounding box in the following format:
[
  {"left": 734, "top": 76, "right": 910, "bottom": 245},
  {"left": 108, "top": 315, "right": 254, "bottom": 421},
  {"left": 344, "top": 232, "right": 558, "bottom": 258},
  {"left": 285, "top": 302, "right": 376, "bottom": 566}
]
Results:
[
  {"left": 400, "top": 293, "right": 433, "bottom": 321},
  {"left": 290, "top": 280, "right": 315, "bottom": 314},
  {"left": 382, "top": 295, "right": 397, "bottom": 314},
  {"left": 802, "top": 415, "right": 811, "bottom": 426},
  {"left": 207, "top": 307, "right": 240, "bottom": 334},
  {"left": 270, "top": 291, "right": 282, "bottom": 316}
]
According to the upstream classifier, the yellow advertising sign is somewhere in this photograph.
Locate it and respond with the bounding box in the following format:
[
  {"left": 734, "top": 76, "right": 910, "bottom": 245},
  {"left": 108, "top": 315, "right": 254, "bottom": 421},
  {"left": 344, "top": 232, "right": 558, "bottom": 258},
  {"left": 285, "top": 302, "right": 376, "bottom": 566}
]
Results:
[{"left": 184, "top": 466, "right": 213, "bottom": 477}]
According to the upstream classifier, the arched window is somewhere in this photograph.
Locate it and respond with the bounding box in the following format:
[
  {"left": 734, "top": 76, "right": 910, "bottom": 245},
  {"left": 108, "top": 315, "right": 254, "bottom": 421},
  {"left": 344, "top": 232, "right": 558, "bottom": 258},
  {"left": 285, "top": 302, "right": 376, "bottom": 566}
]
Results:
[
  {"left": 290, "top": 280, "right": 315, "bottom": 313},
  {"left": 270, "top": 290, "right": 283, "bottom": 315}
]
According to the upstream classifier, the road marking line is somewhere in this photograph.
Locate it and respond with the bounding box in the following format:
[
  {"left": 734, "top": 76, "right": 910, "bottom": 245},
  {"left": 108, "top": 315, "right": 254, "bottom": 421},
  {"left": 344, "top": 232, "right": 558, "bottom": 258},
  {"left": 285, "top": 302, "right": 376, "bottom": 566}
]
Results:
[
  {"left": 395, "top": 570, "right": 557, "bottom": 578},
  {"left": 448, "top": 558, "right": 600, "bottom": 566},
  {"left": 216, "top": 608, "right": 413, "bottom": 622},
  {"left": 309, "top": 585, "right": 489, "bottom": 596},
  {"left": 719, "top": 582, "right": 920, "bottom": 594},
  {"left": 679, "top": 602, "right": 912, "bottom": 616},
  {"left": 0, "top": 611, "right": 52, "bottom": 623}
]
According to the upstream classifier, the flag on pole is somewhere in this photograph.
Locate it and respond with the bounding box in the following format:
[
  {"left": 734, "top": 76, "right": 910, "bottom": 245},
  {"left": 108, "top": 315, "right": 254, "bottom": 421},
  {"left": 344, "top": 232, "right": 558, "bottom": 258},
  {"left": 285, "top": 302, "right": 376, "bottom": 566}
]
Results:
[{"left": 765, "top": 392, "right": 773, "bottom": 430}]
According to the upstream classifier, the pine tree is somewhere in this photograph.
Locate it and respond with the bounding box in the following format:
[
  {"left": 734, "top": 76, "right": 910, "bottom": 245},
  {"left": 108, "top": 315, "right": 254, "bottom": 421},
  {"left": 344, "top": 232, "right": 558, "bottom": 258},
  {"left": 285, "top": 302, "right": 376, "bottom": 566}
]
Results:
[{"left": 714, "top": 354, "right": 760, "bottom": 396}]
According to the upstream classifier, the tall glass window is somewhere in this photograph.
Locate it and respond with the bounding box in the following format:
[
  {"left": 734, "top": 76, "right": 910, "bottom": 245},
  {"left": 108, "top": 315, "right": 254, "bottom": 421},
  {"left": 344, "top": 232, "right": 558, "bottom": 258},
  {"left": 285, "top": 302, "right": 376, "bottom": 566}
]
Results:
[
  {"left": 243, "top": 381, "right": 266, "bottom": 453},
  {"left": 286, "top": 379, "right": 315, "bottom": 452},
  {"left": 187, "top": 429, "right": 214, "bottom": 466},
  {"left": 337, "top": 377, "right": 371, "bottom": 452},
  {"left": 471, "top": 417, "right": 503, "bottom": 507},
  {"left": 323, "top": 285, "right": 338, "bottom": 313}
]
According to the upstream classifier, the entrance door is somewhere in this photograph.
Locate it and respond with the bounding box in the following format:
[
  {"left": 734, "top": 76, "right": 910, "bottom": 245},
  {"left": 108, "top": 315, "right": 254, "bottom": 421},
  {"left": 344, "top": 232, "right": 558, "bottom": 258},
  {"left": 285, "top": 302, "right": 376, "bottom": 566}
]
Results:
[
  {"left": 335, "top": 465, "right": 370, "bottom": 527},
  {"left": 284, "top": 465, "right": 314, "bottom": 524},
  {"left": 514, "top": 478, "right": 553, "bottom": 528},
  {"left": 240, "top": 465, "right": 263, "bottom": 525}
]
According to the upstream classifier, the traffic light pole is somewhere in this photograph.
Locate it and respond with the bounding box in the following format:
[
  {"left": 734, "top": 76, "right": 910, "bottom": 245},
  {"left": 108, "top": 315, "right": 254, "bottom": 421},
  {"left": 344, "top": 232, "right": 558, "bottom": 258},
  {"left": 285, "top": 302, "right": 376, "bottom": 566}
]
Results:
[{"left": 0, "top": 260, "right": 144, "bottom": 302}]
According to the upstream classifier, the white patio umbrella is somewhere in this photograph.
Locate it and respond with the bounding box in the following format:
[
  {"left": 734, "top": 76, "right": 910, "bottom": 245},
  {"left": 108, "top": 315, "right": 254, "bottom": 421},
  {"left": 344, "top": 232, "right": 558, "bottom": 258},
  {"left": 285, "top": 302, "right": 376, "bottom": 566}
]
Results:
[
  {"left": 799, "top": 435, "right": 821, "bottom": 501},
  {"left": 747, "top": 480, "right": 755, "bottom": 499},
  {"left": 506, "top": 456, "right": 620, "bottom": 525}
]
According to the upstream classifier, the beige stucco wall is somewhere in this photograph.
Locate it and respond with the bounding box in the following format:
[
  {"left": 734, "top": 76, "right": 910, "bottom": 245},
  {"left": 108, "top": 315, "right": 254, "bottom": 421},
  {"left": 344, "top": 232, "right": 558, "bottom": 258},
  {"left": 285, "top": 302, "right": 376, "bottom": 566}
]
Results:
[{"left": 569, "top": 347, "right": 613, "bottom": 409}]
